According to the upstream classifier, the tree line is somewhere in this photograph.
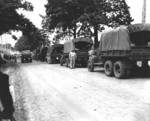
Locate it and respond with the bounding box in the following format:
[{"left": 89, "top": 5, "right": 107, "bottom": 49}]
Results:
[
  {"left": 42, "top": 0, "right": 133, "bottom": 48},
  {"left": 0, "top": 0, "right": 48, "bottom": 51},
  {"left": 0, "top": 0, "right": 134, "bottom": 52}
]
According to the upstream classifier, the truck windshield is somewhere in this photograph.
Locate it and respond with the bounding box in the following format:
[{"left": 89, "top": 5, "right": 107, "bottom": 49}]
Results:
[
  {"left": 53, "top": 47, "right": 63, "bottom": 54},
  {"left": 75, "top": 42, "right": 92, "bottom": 51}
]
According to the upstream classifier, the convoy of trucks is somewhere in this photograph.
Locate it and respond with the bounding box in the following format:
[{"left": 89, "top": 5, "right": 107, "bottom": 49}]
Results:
[
  {"left": 10, "top": 23, "right": 149, "bottom": 79},
  {"left": 88, "top": 23, "right": 150, "bottom": 78}
]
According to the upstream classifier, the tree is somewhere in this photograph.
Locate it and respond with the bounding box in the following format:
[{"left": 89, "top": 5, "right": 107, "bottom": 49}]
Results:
[
  {"left": 78, "top": 0, "right": 133, "bottom": 47},
  {"left": 43, "top": 0, "right": 133, "bottom": 47},
  {"left": 0, "top": 0, "right": 33, "bottom": 35},
  {"left": 15, "top": 29, "right": 49, "bottom": 51},
  {"left": 43, "top": 0, "right": 85, "bottom": 39},
  {"left": 14, "top": 35, "right": 31, "bottom": 51}
]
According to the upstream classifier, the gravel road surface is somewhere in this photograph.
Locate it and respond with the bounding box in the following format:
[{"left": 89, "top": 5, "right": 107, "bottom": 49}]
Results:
[{"left": 8, "top": 62, "right": 150, "bottom": 121}]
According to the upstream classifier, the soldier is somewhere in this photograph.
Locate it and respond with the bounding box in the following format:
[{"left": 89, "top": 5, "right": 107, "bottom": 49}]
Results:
[
  {"left": 69, "top": 50, "right": 77, "bottom": 69},
  {"left": 0, "top": 64, "right": 14, "bottom": 120}
]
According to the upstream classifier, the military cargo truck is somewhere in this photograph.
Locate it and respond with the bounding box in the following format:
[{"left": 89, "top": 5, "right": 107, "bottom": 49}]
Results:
[
  {"left": 46, "top": 44, "right": 63, "bottom": 64},
  {"left": 60, "top": 37, "right": 93, "bottom": 67},
  {"left": 88, "top": 24, "right": 150, "bottom": 78},
  {"left": 21, "top": 50, "right": 32, "bottom": 63}
]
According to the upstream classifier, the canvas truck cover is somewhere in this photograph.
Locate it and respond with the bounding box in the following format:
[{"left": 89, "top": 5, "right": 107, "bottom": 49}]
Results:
[
  {"left": 99, "top": 26, "right": 131, "bottom": 51},
  {"left": 127, "top": 23, "right": 150, "bottom": 33},
  {"left": 64, "top": 38, "right": 93, "bottom": 53},
  {"left": 64, "top": 39, "right": 74, "bottom": 53},
  {"left": 127, "top": 24, "right": 150, "bottom": 44}
]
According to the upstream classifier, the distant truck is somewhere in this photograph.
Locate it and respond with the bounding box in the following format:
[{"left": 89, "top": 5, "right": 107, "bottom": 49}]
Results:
[
  {"left": 21, "top": 50, "right": 32, "bottom": 63},
  {"left": 60, "top": 37, "right": 93, "bottom": 67},
  {"left": 46, "top": 44, "right": 63, "bottom": 64},
  {"left": 88, "top": 24, "right": 150, "bottom": 78}
]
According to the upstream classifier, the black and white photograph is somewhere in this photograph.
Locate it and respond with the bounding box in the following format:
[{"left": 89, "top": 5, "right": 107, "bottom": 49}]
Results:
[{"left": 1, "top": 0, "right": 150, "bottom": 121}]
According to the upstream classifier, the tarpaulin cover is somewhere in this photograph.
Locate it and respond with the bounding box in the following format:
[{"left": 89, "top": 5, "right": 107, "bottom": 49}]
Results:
[
  {"left": 64, "top": 38, "right": 93, "bottom": 53},
  {"left": 127, "top": 23, "right": 150, "bottom": 33},
  {"left": 99, "top": 26, "right": 131, "bottom": 51},
  {"left": 127, "top": 24, "right": 150, "bottom": 44},
  {"left": 47, "top": 44, "right": 63, "bottom": 55},
  {"left": 64, "top": 39, "right": 74, "bottom": 53}
]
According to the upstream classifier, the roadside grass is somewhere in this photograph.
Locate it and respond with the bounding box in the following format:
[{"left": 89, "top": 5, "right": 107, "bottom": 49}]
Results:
[{"left": 5, "top": 64, "right": 28, "bottom": 121}]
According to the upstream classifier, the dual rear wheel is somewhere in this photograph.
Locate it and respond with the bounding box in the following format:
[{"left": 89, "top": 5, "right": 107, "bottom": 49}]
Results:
[{"left": 104, "top": 60, "right": 131, "bottom": 78}]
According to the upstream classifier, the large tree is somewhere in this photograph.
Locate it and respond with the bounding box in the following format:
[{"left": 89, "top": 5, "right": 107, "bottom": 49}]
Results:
[
  {"left": 43, "top": 0, "right": 133, "bottom": 47},
  {"left": 14, "top": 35, "right": 31, "bottom": 51},
  {"left": 43, "top": 0, "right": 85, "bottom": 38},
  {"left": 77, "top": 0, "right": 133, "bottom": 47},
  {"left": 0, "top": 0, "right": 33, "bottom": 35},
  {"left": 0, "top": 0, "right": 49, "bottom": 51},
  {"left": 15, "top": 29, "right": 49, "bottom": 51}
]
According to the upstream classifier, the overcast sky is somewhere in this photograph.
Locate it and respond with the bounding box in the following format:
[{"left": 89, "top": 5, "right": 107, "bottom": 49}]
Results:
[
  {"left": 18, "top": 0, "right": 149, "bottom": 29},
  {"left": 23, "top": 0, "right": 150, "bottom": 28},
  {"left": 1, "top": 0, "right": 150, "bottom": 46}
]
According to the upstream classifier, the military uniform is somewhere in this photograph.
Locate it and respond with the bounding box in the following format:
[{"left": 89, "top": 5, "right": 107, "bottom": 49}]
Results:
[
  {"left": 0, "top": 72, "right": 14, "bottom": 119},
  {"left": 69, "top": 51, "right": 77, "bottom": 69}
]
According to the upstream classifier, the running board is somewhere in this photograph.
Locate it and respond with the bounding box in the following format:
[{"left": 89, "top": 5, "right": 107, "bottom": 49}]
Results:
[{"left": 94, "top": 62, "right": 103, "bottom": 67}]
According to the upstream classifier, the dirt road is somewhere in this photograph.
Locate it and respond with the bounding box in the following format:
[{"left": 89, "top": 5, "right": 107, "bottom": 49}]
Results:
[{"left": 9, "top": 62, "right": 150, "bottom": 121}]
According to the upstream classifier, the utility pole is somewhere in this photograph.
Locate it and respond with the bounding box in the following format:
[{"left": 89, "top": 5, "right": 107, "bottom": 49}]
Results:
[{"left": 142, "top": 0, "right": 146, "bottom": 23}]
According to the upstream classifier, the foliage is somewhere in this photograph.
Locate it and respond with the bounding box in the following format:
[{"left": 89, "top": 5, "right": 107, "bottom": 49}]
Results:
[
  {"left": 43, "top": 0, "right": 133, "bottom": 47},
  {"left": 0, "top": 0, "right": 33, "bottom": 35},
  {"left": 15, "top": 29, "right": 49, "bottom": 51},
  {"left": 14, "top": 35, "right": 30, "bottom": 51},
  {"left": 77, "top": 0, "right": 133, "bottom": 47},
  {"left": 43, "top": 0, "right": 85, "bottom": 38}
]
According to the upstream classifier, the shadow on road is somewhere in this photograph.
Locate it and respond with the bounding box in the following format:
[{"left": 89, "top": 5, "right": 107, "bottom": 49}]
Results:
[{"left": 92, "top": 67, "right": 150, "bottom": 79}]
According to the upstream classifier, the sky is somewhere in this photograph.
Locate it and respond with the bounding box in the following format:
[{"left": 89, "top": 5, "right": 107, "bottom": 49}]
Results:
[
  {"left": 22, "top": 0, "right": 150, "bottom": 28},
  {"left": 126, "top": 0, "right": 150, "bottom": 23},
  {"left": 1, "top": 0, "right": 150, "bottom": 46}
]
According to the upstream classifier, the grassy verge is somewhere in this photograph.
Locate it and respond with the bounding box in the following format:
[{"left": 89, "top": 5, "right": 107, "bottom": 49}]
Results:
[{"left": 7, "top": 65, "right": 28, "bottom": 121}]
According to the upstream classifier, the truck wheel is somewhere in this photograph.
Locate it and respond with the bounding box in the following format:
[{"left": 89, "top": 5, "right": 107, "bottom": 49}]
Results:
[
  {"left": 141, "top": 61, "right": 149, "bottom": 75},
  {"left": 66, "top": 58, "right": 69, "bottom": 67},
  {"left": 113, "top": 61, "right": 126, "bottom": 79},
  {"left": 48, "top": 57, "right": 53, "bottom": 64},
  {"left": 88, "top": 60, "right": 94, "bottom": 72},
  {"left": 60, "top": 60, "right": 63, "bottom": 66},
  {"left": 21, "top": 59, "right": 24, "bottom": 63},
  {"left": 104, "top": 60, "right": 113, "bottom": 76},
  {"left": 60, "top": 56, "right": 63, "bottom": 66}
]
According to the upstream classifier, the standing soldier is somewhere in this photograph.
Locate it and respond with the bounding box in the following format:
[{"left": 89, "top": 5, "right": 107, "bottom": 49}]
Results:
[
  {"left": 0, "top": 63, "right": 15, "bottom": 120},
  {"left": 69, "top": 50, "right": 77, "bottom": 69}
]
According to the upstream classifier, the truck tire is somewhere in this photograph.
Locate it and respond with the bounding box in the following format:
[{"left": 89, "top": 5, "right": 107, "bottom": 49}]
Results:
[
  {"left": 48, "top": 57, "right": 53, "bottom": 64},
  {"left": 66, "top": 58, "right": 69, "bottom": 67},
  {"left": 21, "top": 58, "right": 24, "bottom": 63},
  {"left": 88, "top": 60, "right": 94, "bottom": 72},
  {"left": 104, "top": 60, "right": 113, "bottom": 76},
  {"left": 113, "top": 61, "right": 126, "bottom": 78},
  {"left": 60, "top": 56, "right": 63, "bottom": 66},
  {"left": 60, "top": 60, "right": 63, "bottom": 66},
  {"left": 141, "top": 61, "right": 149, "bottom": 75}
]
